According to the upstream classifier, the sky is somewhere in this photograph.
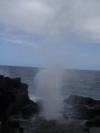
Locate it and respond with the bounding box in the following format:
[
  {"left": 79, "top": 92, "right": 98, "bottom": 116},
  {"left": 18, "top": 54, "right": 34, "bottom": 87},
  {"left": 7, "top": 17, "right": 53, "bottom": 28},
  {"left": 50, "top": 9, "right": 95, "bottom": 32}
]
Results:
[{"left": 0, "top": 0, "right": 100, "bottom": 70}]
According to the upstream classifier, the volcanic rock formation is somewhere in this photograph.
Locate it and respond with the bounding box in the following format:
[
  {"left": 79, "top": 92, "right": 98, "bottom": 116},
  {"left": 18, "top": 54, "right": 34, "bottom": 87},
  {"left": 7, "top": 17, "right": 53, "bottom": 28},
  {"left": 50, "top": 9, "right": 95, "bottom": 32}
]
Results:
[{"left": 0, "top": 75, "right": 39, "bottom": 133}]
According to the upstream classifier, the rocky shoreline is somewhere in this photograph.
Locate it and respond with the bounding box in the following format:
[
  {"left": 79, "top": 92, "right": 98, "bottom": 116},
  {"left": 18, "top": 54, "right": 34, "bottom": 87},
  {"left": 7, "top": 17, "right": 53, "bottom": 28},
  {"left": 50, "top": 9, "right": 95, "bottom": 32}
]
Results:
[
  {"left": 0, "top": 75, "right": 39, "bottom": 133},
  {"left": 63, "top": 95, "right": 100, "bottom": 127},
  {"left": 0, "top": 75, "right": 100, "bottom": 133}
]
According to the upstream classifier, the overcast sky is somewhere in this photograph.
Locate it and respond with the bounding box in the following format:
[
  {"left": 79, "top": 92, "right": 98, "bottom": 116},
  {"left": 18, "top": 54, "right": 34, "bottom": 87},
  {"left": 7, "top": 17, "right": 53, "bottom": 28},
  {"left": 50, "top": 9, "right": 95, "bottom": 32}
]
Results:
[{"left": 0, "top": 0, "right": 100, "bottom": 70}]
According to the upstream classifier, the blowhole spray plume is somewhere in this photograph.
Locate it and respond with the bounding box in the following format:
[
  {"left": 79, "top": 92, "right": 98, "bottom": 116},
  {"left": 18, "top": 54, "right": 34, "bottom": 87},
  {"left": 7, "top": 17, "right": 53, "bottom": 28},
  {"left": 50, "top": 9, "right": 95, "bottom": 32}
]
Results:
[{"left": 35, "top": 67, "right": 64, "bottom": 120}]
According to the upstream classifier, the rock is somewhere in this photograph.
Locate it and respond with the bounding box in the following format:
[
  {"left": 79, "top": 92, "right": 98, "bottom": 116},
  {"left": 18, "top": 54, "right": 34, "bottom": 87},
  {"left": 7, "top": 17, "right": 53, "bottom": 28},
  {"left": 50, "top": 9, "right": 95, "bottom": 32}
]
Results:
[
  {"left": 85, "top": 119, "right": 100, "bottom": 127},
  {"left": 35, "top": 119, "right": 87, "bottom": 133},
  {"left": 63, "top": 106, "right": 92, "bottom": 120},
  {"left": 0, "top": 75, "right": 40, "bottom": 121},
  {"left": 64, "top": 95, "right": 97, "bottom": 107},
  {"left": 0, "top": 75, "right": 40, "bottom": 133},
  {"left": 21, "top": 99, "right": 40, "bottom": 119},
  {"left": 64, "top": 95, "right": 100, "bottom": 123}
]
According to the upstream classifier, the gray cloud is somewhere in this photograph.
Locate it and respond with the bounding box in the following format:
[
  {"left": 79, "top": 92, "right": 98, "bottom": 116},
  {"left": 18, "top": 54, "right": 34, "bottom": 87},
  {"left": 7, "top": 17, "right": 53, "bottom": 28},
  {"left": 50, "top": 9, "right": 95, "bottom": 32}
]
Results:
[
  {"left": 0, "top": 0, "right": 100, "bottom": 69},
  {"left": 0, "top": 0, "right": 100, "bottom": 41}
]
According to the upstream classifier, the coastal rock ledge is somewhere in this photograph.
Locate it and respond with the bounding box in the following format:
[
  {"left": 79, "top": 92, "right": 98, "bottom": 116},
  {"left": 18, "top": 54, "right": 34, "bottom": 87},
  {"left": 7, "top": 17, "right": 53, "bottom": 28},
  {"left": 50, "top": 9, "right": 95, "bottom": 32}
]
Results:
[
  {"left": 64, "top": 95, "right": 100, "bottom": 127},
  {"left": 0, "top": 75, "right": 39, "bottom": 133}
]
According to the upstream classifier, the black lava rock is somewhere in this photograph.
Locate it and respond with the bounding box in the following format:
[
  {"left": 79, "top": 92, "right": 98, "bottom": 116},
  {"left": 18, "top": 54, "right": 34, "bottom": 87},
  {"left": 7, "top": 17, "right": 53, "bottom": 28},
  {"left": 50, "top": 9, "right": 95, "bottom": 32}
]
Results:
[
  {"left": 64, "top": 95, "right": 100, "bottom": 127},
  {"left": 0, "top": 75, "right": 40, "bottom": 122}
]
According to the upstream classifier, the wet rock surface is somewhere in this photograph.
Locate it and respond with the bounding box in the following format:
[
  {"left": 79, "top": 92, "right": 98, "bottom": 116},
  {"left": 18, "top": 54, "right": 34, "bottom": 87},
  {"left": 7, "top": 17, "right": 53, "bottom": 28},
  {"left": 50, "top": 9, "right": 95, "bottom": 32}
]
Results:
[
  {"left": 64, "top": 95, "right": 100, "bottom": 127},
  {"left": 0, "top": 74, "right": 100, "bottom": 132},
  {"left": 0, "top": 75, "right": 39, "bottom": 133}
]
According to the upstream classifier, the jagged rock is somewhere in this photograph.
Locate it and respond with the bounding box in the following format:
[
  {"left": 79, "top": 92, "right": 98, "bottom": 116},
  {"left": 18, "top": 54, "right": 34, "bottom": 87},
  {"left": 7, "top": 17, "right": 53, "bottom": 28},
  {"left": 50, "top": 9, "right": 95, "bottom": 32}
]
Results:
[
  {"left": 85, "top": 119, "right": 100, "bottom": 128},
  {"left": 63, "top": 95, "right": 100, "bottom": 123},
  {"left": 0, "top": 75, "right": 39, "bottom": 121},
  {"left": 21, "top": 99, "right": 39, "bottom": 119},
  {"left": 64, "top": 95, "right": 97, "bottom": 107},
  {"left": 0, "top": 75, "right": 40, "bottom": 133}
]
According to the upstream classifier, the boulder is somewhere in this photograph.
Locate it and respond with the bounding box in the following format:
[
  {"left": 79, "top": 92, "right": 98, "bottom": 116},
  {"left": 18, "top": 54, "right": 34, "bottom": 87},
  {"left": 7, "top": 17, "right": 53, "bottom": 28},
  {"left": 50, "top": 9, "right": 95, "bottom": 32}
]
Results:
[
  {"left": 85, "top": 118, "right": 100, "bottom": 127},
  {"left": 64, "top": 95, "right": 100, "bottom": 123},
  {"left": 64, "top": 95, "right": 97, "bottom": 107},
  {"left": 0, "top": 75, "right": 40, "bottom": 133}
]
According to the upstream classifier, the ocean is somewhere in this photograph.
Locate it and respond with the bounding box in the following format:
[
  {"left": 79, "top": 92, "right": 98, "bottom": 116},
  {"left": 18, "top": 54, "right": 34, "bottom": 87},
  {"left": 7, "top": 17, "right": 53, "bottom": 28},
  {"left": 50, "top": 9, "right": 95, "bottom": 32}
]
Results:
[
  {"left": 0, "top": 66, "right": 100, "bottom": 100},
  {"left": 0, "top": 65, "right": 100, "bottom": 133}
]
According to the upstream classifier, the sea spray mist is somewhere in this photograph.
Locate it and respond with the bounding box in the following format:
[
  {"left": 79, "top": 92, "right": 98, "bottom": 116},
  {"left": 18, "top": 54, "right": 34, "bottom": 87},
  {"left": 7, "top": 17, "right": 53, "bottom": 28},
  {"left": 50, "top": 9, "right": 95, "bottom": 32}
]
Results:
[{"left": 35, "top": 67, "right": 64, "bottom": 120}]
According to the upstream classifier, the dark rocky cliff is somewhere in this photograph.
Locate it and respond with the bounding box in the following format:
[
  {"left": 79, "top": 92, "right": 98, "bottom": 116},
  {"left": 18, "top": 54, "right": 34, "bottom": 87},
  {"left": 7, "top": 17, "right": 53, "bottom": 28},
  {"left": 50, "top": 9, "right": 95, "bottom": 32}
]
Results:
[
  {"left": 64, "top": 95, "right": 100, "bottom": 127},
  {"left": 0, "top": 75, "right": 39, "bottom": 133}
]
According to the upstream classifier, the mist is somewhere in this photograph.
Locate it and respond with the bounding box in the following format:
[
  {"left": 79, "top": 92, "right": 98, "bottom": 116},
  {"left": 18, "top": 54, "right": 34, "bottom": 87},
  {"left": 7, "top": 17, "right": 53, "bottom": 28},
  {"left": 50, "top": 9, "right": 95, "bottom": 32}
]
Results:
[
  {"left": 35, "top": 67, "right": 64, "bottom": 120},
  {"left": 0, "top": 68, "right": 10, "bottom": 77}
]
